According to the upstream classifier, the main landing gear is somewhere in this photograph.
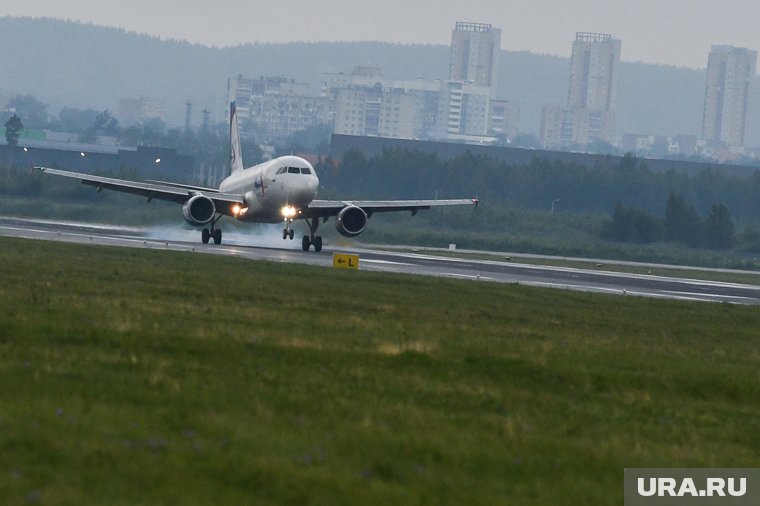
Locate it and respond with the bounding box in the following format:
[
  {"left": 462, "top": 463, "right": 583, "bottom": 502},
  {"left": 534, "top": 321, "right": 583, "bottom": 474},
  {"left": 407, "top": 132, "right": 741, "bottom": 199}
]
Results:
[
  {"left": 201, "top": 215, "right": 223, "bottom": 245},
  {"left": 301, "top": 217, "right": 323, "bottom": 252}
]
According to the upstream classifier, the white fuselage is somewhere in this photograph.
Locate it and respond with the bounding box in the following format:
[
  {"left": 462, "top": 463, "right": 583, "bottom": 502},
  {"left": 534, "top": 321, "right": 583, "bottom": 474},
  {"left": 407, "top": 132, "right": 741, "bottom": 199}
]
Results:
[{"left": 219, "top": 155, "right": 319, "bottom": 223}]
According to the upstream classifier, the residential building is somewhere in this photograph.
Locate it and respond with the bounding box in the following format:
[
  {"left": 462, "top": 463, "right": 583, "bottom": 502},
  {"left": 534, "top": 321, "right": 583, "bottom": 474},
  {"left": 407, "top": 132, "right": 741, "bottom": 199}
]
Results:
[
  {"left": 326, "top": 67, "right": 499, "bottom": 141},
  {"left": 567, "top": 32, "right": 621, "bottom": 111},
  {"left": 437, "top": 80, "right": 491, "bottom": 139},
  {"left": 226, "top": 75, "right": 330, "bottom": 142},
  {"left": 540, "top": 106, "right": 615, "bottom": 150},
  {"left": 488, "top": 100, "right": 520, "bottom": 140},
  {"left": 449, "top": 22, "right": 501, "bottom": 94},
  {"left": 228, "top": 21, "right": 514, "bottom": 145},
  {"left": 331, "top": 79, "right": 428, "bottom": 140},
  {"left": 119, "top": 97, "right": 167, "bottom": 125},
  {"left": 540, "top": 32, "right": 621, "bottom": 149},
  {"left": 702, "top": 45, "right": 757, "bottom": 147}
]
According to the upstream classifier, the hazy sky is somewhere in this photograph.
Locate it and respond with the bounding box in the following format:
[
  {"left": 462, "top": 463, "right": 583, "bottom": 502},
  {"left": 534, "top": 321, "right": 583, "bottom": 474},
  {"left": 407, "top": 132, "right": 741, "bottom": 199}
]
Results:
[{"left": 4, "top": 0, "right": 759, "bottom": 69}]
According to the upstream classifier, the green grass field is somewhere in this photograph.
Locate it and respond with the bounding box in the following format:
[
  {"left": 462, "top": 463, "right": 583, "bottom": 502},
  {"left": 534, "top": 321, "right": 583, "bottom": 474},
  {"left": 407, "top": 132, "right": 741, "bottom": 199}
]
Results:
[{"left": 1, "top": 237, "right": 759, "bottom": 505}]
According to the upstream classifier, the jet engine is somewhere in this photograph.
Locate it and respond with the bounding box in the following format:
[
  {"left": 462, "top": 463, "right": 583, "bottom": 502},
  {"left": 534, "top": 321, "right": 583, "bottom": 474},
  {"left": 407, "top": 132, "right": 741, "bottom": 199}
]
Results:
[
  {"left": 335, "top": 205, "right": 368, "bottom": 237},
  {"left": 182, "top": 195, "right": 216, "bottom": 226}
]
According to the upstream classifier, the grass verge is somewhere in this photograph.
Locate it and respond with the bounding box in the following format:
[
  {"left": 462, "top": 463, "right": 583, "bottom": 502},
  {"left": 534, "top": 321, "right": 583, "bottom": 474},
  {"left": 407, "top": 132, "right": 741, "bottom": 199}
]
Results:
[{"left": 1, "top": 237, "right": 759, "bottom": 505}]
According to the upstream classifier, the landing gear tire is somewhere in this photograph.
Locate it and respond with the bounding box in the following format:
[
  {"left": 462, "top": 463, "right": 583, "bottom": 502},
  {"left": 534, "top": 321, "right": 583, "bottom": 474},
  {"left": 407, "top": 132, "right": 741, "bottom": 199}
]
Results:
[
  {"left": 301, "top": 235, "right": 322, "bottom": 252},
  {"left": 303, "top": 217, "right": 323, "bottom": 252},
  {"left": 283, "top": 229, "right": 288, "bottom": 240},
  {"left": 289, "top": 229, "right": 295, "bottom": 240},
  {"left": 201, "top": 214, "right": 224, "bottom": 245}
]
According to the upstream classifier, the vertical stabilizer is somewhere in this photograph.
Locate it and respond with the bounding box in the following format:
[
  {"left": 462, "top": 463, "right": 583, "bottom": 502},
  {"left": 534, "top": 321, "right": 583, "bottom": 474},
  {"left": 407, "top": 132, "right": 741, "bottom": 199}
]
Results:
[{"left": 229, "top": 101, "right": 244, "bottom": 174}]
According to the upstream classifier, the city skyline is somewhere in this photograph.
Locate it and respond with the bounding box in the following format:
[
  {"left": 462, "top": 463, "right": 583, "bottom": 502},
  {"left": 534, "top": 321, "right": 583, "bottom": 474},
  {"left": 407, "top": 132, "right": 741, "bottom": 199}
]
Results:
[
  {"left": 2, "top": 14, "right": 759, "bottom": 156},
  {"left": 3, "top": 0, "right": 760, "bottom": 70}
]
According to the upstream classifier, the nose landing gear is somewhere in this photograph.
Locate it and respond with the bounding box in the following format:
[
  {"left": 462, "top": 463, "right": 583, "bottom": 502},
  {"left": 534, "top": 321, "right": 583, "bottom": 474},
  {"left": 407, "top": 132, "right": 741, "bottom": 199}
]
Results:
[{"left": 282, "top": 219, "right": 295, "bottom": 240}]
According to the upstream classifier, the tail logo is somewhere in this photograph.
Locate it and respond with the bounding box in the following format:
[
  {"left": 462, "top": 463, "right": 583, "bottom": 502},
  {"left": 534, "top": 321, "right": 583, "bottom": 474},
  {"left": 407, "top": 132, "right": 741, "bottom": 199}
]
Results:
[{"left": 229, "top": 101, "right": 244, "bottom": 174}]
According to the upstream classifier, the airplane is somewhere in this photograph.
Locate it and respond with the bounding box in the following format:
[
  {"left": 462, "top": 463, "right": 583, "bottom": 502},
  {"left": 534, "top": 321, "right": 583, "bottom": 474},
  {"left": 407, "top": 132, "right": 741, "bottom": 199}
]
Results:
[{"left": 34, "top": 102, "right": 478, "bottom": 252}]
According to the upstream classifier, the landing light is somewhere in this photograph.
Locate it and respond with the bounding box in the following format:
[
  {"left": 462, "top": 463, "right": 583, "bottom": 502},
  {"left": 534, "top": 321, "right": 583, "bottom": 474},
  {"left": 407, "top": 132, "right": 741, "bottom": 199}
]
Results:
[
  {"left": 232, "top": 204, "right": 248, "bottom": 216},
  {"left": 281, "top": 205, "right": 297, "bottom": 218}
]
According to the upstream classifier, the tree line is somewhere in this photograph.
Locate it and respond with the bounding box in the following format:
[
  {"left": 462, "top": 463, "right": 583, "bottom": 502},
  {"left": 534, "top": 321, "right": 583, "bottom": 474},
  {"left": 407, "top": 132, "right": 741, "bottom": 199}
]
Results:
[
  {"left": 0, "top": 94, "right": 263, "bottom": 172},
  {"left": 600, "top": 194, "right": 735, "bottom": 249},
  {"left": 315, "top": 148, "right": 760, "bottom": 225}
]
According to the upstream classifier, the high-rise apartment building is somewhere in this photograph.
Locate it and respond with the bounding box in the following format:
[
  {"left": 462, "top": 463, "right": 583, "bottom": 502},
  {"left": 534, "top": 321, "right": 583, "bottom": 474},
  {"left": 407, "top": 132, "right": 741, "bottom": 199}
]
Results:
[
  {"left": 568, "top": 32, "right": 621, "bottom": 111},
  {"left": 702, "top": 45, "right": 757, "bottom": 147},
  {"left": 540, "top": 32, "right": 621, "bottom": 149},
  {"left": 449, "top": 22, "right": 501, "bottom": 94}
]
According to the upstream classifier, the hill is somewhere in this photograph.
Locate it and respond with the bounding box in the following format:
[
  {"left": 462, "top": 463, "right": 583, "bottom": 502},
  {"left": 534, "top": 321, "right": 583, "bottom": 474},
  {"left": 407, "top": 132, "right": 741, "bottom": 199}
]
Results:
[{"left": 1, "top": 17, "right": 756, "bottom": 144}]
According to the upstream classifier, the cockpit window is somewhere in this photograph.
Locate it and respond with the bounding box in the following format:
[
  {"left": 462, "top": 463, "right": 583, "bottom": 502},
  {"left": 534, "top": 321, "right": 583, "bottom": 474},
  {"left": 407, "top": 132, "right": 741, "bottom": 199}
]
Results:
[
  {"left": 276, "top": 167, "right": 287, "bottom": 175},
  {"left": 287, "top": 167, "right": 300, "bottom": 174},
  {"left": 300, "top": 167, "right": 312, "bottom": 175}
]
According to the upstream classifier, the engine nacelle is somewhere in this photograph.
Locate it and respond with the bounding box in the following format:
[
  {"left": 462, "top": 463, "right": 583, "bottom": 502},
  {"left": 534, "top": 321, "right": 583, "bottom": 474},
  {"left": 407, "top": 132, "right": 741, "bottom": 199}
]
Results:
[
  {"left": 335, "top": 205, "right": 368, "bottom": 237},
  {"left": 182, "top": 195, "right": 216, "bottom": 226}
]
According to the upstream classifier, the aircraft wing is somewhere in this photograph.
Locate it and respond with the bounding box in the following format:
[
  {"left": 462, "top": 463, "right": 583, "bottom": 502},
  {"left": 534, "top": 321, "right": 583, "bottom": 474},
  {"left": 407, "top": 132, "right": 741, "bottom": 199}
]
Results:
[
  {"left": 145, "top": 179, "right": 222, "bottom": 193},
  {"left": 33, "top": 167, "right": 244, "bottom": 215},
  {"left": 301, "top": 198, "right": 478, "bottom": 219}
]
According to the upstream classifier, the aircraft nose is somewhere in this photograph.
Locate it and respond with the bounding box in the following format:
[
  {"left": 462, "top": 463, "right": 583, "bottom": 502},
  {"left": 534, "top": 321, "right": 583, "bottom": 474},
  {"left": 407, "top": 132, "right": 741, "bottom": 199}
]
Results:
[{"left": 290, "top": 180, "right": 317, "bottom": 207}]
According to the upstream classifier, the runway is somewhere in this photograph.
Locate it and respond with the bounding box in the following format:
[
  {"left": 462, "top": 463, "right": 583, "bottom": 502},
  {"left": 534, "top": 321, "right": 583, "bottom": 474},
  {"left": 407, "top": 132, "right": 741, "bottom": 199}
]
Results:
[{"left": 2, "top": 216, "right": 760, "bottom": 305}]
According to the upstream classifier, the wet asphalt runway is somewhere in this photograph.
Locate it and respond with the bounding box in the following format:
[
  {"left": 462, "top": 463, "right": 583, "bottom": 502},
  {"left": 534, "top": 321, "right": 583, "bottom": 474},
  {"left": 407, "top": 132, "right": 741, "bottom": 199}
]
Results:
[{"left": 2, "top": 216, "right": 760, "bottom": 305}]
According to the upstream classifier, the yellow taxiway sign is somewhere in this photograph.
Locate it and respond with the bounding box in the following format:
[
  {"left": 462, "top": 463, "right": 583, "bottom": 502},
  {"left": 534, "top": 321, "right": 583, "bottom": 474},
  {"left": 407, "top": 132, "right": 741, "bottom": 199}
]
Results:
[{"left": 332, "top": 253, "right": 359, "bottom": 270}]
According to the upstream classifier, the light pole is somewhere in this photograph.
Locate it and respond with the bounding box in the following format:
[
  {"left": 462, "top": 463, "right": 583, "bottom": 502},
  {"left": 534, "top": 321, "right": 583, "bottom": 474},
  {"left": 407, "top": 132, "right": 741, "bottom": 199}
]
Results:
[
  {"left": 551, "top": 198, "right": 560, "bottom": 215},
  {"left": 434, "top": 189, "right": 444, "bottom": 226},
  {"left": 23, "top": 147, "right": 29, "bottom": 169}
]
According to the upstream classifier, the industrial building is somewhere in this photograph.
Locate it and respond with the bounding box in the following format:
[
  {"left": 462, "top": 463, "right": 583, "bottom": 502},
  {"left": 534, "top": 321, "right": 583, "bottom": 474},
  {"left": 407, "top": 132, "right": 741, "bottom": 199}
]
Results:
[{"left": 0, "top": 130, "right": 194, "bottom": 181}]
